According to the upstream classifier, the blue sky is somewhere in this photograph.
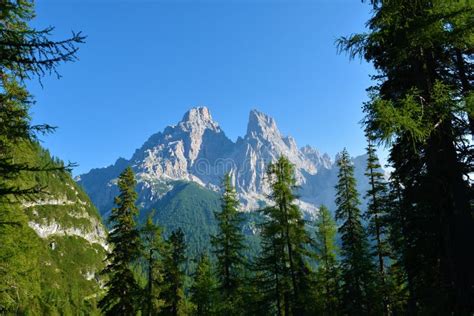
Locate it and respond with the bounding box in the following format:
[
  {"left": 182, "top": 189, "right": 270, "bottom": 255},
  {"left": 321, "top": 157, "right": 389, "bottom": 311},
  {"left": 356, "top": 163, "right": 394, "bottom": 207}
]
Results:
[{"left": 29, "top": 0, "right": 378, "bottom": 175}]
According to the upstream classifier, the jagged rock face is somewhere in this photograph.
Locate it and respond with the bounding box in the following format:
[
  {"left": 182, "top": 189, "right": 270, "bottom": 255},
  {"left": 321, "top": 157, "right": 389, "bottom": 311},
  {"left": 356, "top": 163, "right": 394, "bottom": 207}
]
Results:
[
  {"left": 78, "top": 106, "right": 370, "bottom": 217},
  {"left": 227, "top": 110, "right": 322, "bottom": 209},
  {"left": 129, "top": 107, "right": 234, "bottom": 187}
]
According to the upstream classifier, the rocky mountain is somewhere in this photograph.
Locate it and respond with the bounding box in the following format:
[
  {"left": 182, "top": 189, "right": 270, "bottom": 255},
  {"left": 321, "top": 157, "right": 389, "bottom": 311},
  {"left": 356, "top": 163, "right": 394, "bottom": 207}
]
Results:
[{"left": 77, "top": 106, "right": 372, "bottom": 220}]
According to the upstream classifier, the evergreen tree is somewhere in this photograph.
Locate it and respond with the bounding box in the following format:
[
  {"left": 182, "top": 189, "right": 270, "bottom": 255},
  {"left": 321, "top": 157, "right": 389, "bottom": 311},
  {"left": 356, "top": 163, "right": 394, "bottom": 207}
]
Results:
[
  {"left": 211, "top": 173, "right": 246, "bottom": 313},
  {"left": 141, "top": 213, "right": 166, "bottom": 316},
  {"left": 190, "top": 254, "right": 217, "bottom": 316},
  {"left": 256, "top": 156, "right": 312, "bottom": 315},
  {"left": 335, "top": 149, "right": 378, "bottom": 315},
  {"left": 98, "top": 167, "right": 141, "bottom": 315},
  {"left": 254, "top": 206, "right": 287, "bottom": 316},
  {"left": 161, "top": 228, "right": 187, "bottom": 316},
  {"left": 384, "top": 175, "right": 410, "bottom": 314},
  {"left": 364, "top": 136, "right": 392, "bottom": 315},
  {"left": 313, "top": 205, "right": 340, "bottom": 315},
  {"left": 0, "top": 2, "right": 83, "bottom": 309},
  {"left": 0, "top": 0, "right": 84, "bottom": 200},
  {"left": 338, "top": 1, "right": 474, "bottom": 313}
]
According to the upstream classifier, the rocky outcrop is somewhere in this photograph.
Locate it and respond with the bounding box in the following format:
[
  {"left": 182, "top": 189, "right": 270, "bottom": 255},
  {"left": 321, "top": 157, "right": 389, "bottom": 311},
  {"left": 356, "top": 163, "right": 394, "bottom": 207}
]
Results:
[
  {"left": 25, "top": 197, "right": 108, "bottom": 250},
  {"left": 28, "top": 219, "right": 108, "bottom": 250}
]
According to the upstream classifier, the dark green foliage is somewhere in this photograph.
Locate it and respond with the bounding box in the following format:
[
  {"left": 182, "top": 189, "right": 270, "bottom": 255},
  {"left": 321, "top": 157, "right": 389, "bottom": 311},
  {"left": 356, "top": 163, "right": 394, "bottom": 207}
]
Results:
[
  {"left": 1, "top": 141, "right": 106, "bottom": 314},
  {"left": 335, "top": 149, "right": 378, "bottom": 315},
  {"left": 0, "top": 0, "right": 83, "bottom": 200},
  {"left": 161, "top": 228, "right": 187, "bottom": 316},
  {"left": 141, "top": 213, "right": 166, "bottom": 315},
  {"left": 150, "top": 181, "right": 220, "bottom": 261},
  {"left": 0, "top": 1, "right": 102, "bottom": 313},
  {"left": 211, "top": 173, "right": 246, "bottom": 312},
  {"left": 255, "top": 156, "right": 313, "bottom": 315},
  {"left": 364, "top": 137, "right": 393, "bottom": 314},
  {"left": 99, "top": 167, "right": 141, "bottom": 315},
  {"left": 313, "top": 205, "right": 340, "bottom": 315},
  {"left": 338, "top": 0, "right": 474, "bottom": 313},
  {"left": 190, "top": 254, "right": 217, "bottom": 316}
]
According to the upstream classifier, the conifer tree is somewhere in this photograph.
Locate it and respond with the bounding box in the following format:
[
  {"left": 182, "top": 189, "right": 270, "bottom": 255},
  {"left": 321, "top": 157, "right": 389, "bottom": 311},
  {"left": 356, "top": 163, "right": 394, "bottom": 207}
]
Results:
[
  {"left": 161, "top": 228, "right": 187, "bottom": 316},
  {"left": 364, "top": 137, "right": 392, "bottom": 315},
  {"left": 141, "top": 213, "right": 166, "bottom": 316},
  {"left": 335, "top": 149, "right": 378, "bottom": 315},
  {"left": 338, "top": 1, "right": 474, "bottom": 312},
  {"left": 256, "top": 156, "right": 312, "bottom": 315},
  {"left": 211, "top": 173, "right": 245, "bottom": 312},
  {"left": 255, "top": 206, "right": 287, "bottom": 316},
  {"left": 0, "top": 3, "right": 83, "bottom": 308},
  {"left": 0, "top": 0, "right": 84, "bottom": 200},
  {"left": 384, "top": 175, "right": 410, "bottom": 314},
  {"left": 313, "top": 205, "right": 340, "bottom": 315},
  {"left": 98, "top": 167, "right": 142, "bottom": 315},
  {"left": 190, "top": 254, "right": 217, "bottom": 316}
]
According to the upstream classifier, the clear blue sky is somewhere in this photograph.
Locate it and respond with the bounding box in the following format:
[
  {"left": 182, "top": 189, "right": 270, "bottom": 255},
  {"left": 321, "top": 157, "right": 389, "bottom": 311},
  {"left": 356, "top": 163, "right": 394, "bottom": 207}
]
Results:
[{"left": 29, "top": 0, "right": 378, "bottom": 176}]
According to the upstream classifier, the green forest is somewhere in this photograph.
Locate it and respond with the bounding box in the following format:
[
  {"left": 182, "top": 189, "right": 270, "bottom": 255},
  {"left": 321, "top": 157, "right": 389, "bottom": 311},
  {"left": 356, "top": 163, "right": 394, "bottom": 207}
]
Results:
[{"left": 1, "top": 0, "right": 473, "bottom": 315}]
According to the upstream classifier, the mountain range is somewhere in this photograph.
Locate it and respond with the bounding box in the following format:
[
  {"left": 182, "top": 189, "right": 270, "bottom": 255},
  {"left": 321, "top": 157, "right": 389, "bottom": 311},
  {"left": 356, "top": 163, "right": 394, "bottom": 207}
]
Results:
[{"left": 77, "top": 107, "right": 372, "bottom": 222}]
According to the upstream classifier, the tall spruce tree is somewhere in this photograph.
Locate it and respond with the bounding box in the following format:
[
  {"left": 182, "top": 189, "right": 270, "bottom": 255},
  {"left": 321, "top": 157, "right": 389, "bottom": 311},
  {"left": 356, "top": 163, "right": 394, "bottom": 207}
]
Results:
[
  {"left": 211, "top": 173, "right": 245, "bottom": 312},
  {"left": 384, "top": 175, "right": 410, "bottom": 314},
  {"left": 338, "top": 0, "right": 474, "bottom": 313},
  {"left": 98, "top": 167, "right": 141, "bottom": 315},
  {"left": 161, "top": 228, "right": 187, "bottom": 316},
  {"left": 256, "top": 156, "right": 312, "bottom": 315},
  {"left": 364, "top": 136, "right": 392, "bottom": 315},
  {"left": 254, "top": 206, "right": 288, "bottom": 316},
  {"left": 313, "top": 205, "right": 340, "bottom": 315},
  {"left": 141, "top": 213, "right": 166, "bottom": 316},
  {"left": 335, "top": 149, "right": 378, "bottom": 315},
  {"left": 190, "top": 254, "right": 217, "bottom": 316}
]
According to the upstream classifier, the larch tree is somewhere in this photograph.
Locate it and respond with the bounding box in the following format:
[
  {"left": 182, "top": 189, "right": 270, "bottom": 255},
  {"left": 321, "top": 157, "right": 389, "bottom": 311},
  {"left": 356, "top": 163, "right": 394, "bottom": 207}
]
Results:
[
  {"left": 0, "top": 0, "right": 84, "bottom": 200},
  {"left": 0, "top": 1, "right": 83, "bottom": 310},
  {"left": 337, "top": 0, "right": 474, "bottom": 313},
  {"left": 98, "top": 167, "right": 142, "bottom": 315},
  {"left": 313, "top": 205, "right": 340, "bottom": 315}
]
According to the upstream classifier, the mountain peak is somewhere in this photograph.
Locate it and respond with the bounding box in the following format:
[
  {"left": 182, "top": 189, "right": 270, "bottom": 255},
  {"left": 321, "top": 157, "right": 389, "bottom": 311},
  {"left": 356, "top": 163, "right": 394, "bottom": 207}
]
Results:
[
  {"left": 181, "top": 106, "right": 215, "bottom": 125},
  {"left": 246, "top": 109, "right": 280, "bottom": 138}
]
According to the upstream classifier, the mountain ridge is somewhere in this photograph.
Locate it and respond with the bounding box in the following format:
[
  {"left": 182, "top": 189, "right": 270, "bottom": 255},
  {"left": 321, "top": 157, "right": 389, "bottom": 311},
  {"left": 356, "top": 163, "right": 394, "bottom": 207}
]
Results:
[{"left": 77, "top": 106, "right": 372, "bottom": 218}]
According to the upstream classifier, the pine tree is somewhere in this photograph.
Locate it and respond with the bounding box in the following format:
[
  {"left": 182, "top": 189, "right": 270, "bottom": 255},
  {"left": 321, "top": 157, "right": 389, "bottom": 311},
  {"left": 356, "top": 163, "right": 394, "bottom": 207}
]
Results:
[
  {"left": 141, "top": 213, "right": 166, "bottom": 316},
  {"left": 98, "top": 167, "right": 141, "bottom": 315},
  {"left": 211, "top": 173, "right": 246, "bottom": 312},
  {"left": 364, "top": 136, "right": 392, "bottom": 315},
  {"left": 190, "top": 254, "right": 217, "bottom": 316},
  {"left": 313, "top": 205, "right": 340, "bottom": 315},
  {"left": 335, "top": 149, "right": 378, "bottom": 315},
  {"left": 161, "top": 228, "right": 187, "bottom": 316},
  {"left": 256, "top": 156, "right": 312, "bottom": 315}
]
